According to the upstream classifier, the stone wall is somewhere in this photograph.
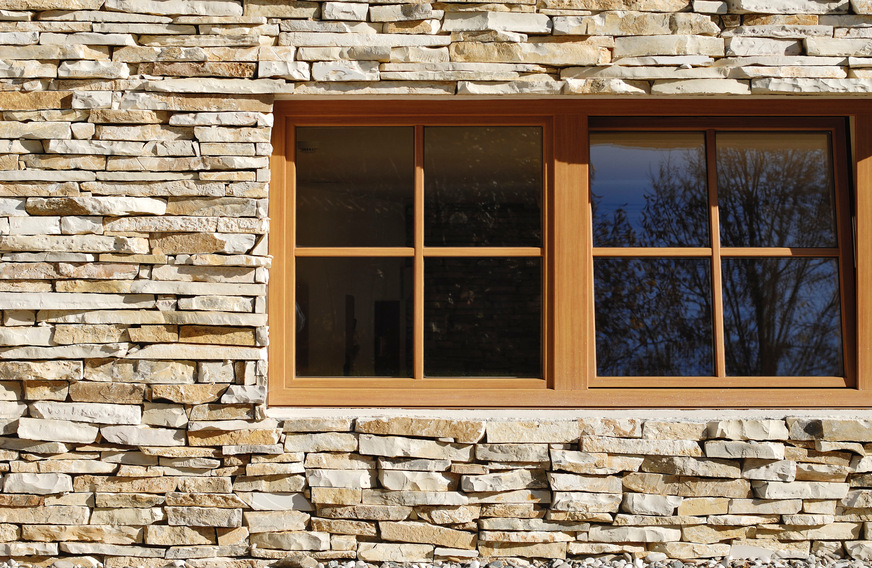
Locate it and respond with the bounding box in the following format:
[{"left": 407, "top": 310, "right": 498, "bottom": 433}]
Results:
[{"left": 2, "top": 0, "right": 872, "bottom": 565}]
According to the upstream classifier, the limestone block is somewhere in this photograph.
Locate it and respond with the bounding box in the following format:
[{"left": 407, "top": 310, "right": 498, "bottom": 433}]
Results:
[
  {"left": 843, "top": 489, "right": 872, "bottom": 507},
  {"left": 150, "top": 233, "right": 257, "bottom": 255},
  {"left": 312, "top": 60, "right": 379, "bottom": 81},
  {"left": 144, "top": 526, "right": 214, "bottom": 546},
  {"left": 23, "top": 525, "right": 141, "bottom": 545},
  {"left": 614, "top": 35, "right": 724, "bottom": 58},
  {"left": 370, "top": 4, "right": 438, "bottom": 21},
  {"left": 318, "top": 504, "right": 411, "bottom": 521},
  {"left": 641, "top": 421, "right": 708, "bottom": 440},
  {"left": 357, "top": 417, "right": 486, "bottom": 443},
  {"left": 548, "top": 473, "right": 622, "bottom": 493},
  {"left": 652, "top": 78, "right": 751, "bottom": 94},
  {"left": 678, "top": 497, "right": 729, "bottom": 515},
  {"left": 17, "top": 417, "right": 99, "bottom": 444},
  {"left": 417, "top": 506, "right": 480, "bottom": 525},
  {"left": 642, "top": 456, "right": 741, "bottom": 478},
  {"left": 362, "top": 489, "right": 468, "bottom": 507},
  {"left": 476, "top": 443, "right": 549, "bottom": 462},
  {"left": 553, "top": 12, "right": 670, "bottom": 36},
  {"left": 590, "top": 525, "right": 682, "bottom": 542},
  {"left": 705, "top": 441, "right": 784, "bottom": 459},
  {"left": 752, "top": 77, "right": 872, "bottom": 93},
  {"left": 0, "top": 543, "right": 59, "bottom": 556},
  {"left": 846, "top": 541, "right": 872, "bottom": 561},
  {"left": 285, "top": 432, "right": 358, "bottom": 453},
  {"left": 166, "top": 506, "right": 242, "bottom": 528},
  {"left": 486, "top": 420, "right": 578, "bottom": 443},
  {"left": 237, "top": 492, "right": 312, "bottom": 511},
  {"left": 0, "top": 326, "right": 53, "bottom": 346},
  {"left": 551, "top": 492, "right": 622, "bottom": 512},
  {"left": 59, "top": 60, "right": 129, "bottom": 79},
  {"left": 727, "top": 0, "right": 848, "bottom": 12},
  {"left": 31, "top": 401, "right": 141, "bottom": 425},
  {"left": 743, "top": 459, "right": 796, "bottom": 481},
  {"left": 86, "top": 360, "right": 195, "bottom": 385},
  {"left": 651, "top": 542, "right": 731, "bottom": 559},
  {"left": 142, "top": 403, "right": 188, "bottom": 428},
  {"left": 359, "top": 434, "right": 472, "bottom": 461},
  {"left": 0, "top": 505, "right": 89, "bottom": 525},
  {"left": 101, "top": 425, "right": 186, "bottom": 447},
  {"left": 713, "top": 419, "right": 794, "bottom": 440},
  {"left": 462, "top": 469, "right": 545, "bottom": 492},
  {"left": 726, "top": 37, "right": 802, "bottom": 55},
  {"left": 380, "top": 521, "right": 476, "bottom": 549},
  {"left": 4, "top": 473, "right": 72, "bottom": 495},
  {"left": 219, "top": 385, "right": 266, "bottom": 404},
  {"left": 358, "top": 542, "right": 434, "bottom": 562},
  {"left": 547, "top": 453, "right": 632, "bottom": 476},
  {"left": 443, "top": 12, "right": 551, "bottom": 33},
  {"left": 244, "top": 510, "right": 309, "bottom": 533},
  {"left": 90, "top": 507, "right": 165, "bottom": 525},
  {"left": 322, "top": 2, "right": 368, "bottom": 20},
  {"left": 0, "top": 235, "right": 149, "bottom": 254},
  {"left": 379, "top": 470, "right": 455, "bottom": 491},
  {"left": 450, "top": 40, "right": 608, "bottom": 66},
  {"left": 251, "top": 531, "right": 330, "bottom": 550},
  {"left": 622, "top": 493, "right": 682, "bottom": 515},
  {"left": 307, "top": 469, "right": 376, "bottom": 489},
  {"left": 753, "top": 480, "right": 849, "bottom": 499},
  {"left": 0, "top": 121, "right": 71, "bottom": 140},
  {"left": 582, "top": 437, "right": 703, "bottom": 456}
]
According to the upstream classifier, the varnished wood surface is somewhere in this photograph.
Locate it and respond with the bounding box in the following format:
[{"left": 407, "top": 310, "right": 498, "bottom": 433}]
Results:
[{"left": 269, "top": 99, "right": 871, "bottom": 408}]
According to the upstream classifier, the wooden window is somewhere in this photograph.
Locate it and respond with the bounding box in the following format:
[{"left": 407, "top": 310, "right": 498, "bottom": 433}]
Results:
[{"left": 270, "top": 100, "right": 872, "bottom": 407}]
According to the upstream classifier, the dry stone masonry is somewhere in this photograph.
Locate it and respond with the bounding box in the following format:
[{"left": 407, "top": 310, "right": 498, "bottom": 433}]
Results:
[
  {"left": 0, "top": 414, "right": 869, "bottom": 566},
  {"left": 1, "top": 0, "right": 872, "bottom": 565}
]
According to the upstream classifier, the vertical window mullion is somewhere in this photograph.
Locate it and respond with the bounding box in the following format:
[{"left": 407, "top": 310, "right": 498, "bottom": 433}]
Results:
[
  {"left": 706, "top": 129, "right": 727, "bottom": 378},
  {"left": 414, "top": 124, "right": 425, "bottom": 381}
]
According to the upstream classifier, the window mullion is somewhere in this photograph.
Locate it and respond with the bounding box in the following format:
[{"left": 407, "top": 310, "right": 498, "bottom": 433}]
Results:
[
  {"left": 706, "top": 128, "right": 727, "bottom": 379},
  {"left": 414, "top": 124, "right": 425, "bottom": 381}
]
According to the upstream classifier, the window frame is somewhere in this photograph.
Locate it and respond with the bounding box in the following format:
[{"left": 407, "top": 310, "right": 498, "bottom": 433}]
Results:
[{"left": 269, "top": 99, "right": 872, "bottom": 407}]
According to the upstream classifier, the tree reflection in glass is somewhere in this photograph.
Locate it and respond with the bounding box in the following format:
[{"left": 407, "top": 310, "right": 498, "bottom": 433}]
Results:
[
  {"left": 590, "top": 132, "right": 708, "bottom": 247},
  {"left": 595, "top": 258, "right": 713, "bottom": 376},
  {"left": 723, "top": 258, "right": 843, "bottom": 376},
  {"left": 718, "top": 133, "right": 838, "bottom": 248},
  {"left": 591, "top": 129, "right": 846, "bottom": 379}
]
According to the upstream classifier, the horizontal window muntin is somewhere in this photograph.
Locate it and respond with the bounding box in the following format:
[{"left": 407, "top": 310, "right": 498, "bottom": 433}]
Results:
[{"left": 269, "top": 100, "right": 869, "bottom": 407}]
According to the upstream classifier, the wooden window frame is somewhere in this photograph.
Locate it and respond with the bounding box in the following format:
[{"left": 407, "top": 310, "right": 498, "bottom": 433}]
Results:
[{"left": 269, "top": 99, "right": 872, "bottom": 407}]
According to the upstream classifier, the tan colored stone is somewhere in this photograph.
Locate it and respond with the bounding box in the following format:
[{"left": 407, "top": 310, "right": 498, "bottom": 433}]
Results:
[
  {"left": 179, "top": 325, "right": 257, "bottom": 346},
  {"left": 23, "top": 525, "right": 141, "bottom": 545},
  {"left": 379, "top": 521, "right": 476, "bottom": 549},
  {"left": 479, "top": 541, "right": 567, "bottom": 559},
  {"left": 356, "top": 417, "right": 485, "bottom": 443},
  {"left": 152, "top": 384, "right": 227, "bottom": 404},
  {"left": 678, "top": 497, "right": 729, "bottom": 516},
  {"left": 358, "top": 542, "right": 434, "bottom": 562},
  {"left": 144, "top": 525, "right": 215, "bottom": 546}
]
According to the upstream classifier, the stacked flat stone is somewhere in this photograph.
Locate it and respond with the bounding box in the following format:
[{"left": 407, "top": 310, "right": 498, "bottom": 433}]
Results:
[
  {"left": 1, "top": 0, "right": 872, "bottom": 566},
  {"left": 0, "top": 414, "right": 871, "bottom": 565}
]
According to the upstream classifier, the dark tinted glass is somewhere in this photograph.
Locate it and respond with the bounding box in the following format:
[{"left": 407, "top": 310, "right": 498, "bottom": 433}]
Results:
[
  {"left": 424, "top": 257, "right": 541, "bottom": 377},
  {"left": 718, "top": 132, "right": 838, "bottom": 248},
  {"left": 296, "top": 127, "right": 414, "bottom": 247},
  {"left": 594, "top": 257, "right": 714, "bottom": 376},
  {"left": 723, "top": 257, "right": 843, "bottom": 376},
  {"left": 296, "top": 257, "right": 413, "bottom": 377},
  {"left": 424, "top": 127, "right": 542, "bottom": 247},
  {"left": 591, "top": 132, "right": 708, "bottom": 247}
]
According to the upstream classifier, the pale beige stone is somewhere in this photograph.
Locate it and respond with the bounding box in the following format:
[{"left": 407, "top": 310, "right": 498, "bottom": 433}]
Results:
[
  {"left": 380, "top": 521, "right": 476, "bottom": 549},
  {"left": 358, "top": 543, "right": 434, "bottom": 562}
]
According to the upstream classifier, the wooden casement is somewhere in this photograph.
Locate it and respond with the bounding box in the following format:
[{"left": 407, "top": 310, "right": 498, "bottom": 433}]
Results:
[{"left": 269, "top": 99, "right": 872, "bottom": 407}]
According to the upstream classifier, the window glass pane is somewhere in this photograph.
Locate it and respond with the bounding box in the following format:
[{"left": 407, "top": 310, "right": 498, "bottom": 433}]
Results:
[
  {"left": 424, "top": 126, "right": 542, "bottom": 247},
  {"left": 424, "top": 257, "right": 541, "bottom": 377},
  {"left": 723, "top": 257, "right": 843, "bottom": 376},
  {"left": 590, "top": 132, "right": 709, "bottom": 247},
  {"left": 594, "top": 257, "right": 714, "bottom": 376},
  {"left": 717, "top": 132, "right": 838, "bottom": 248},
  {"left": 296, "top": 257, "right": 413, "bottom": 377},
  {"left": 296, "top": 127, "right": 414, "bottom": 247}
]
